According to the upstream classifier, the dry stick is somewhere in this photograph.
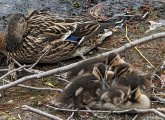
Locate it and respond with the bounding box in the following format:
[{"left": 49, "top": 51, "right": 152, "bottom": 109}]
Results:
[
  {"left": 29, "top": 45, "right": 52, "bottom": 69},
  {"left": 12, "top": 58, "right": 43, "bottom": 74},
  {"left": 46, "top": 105, "right": 165, "bottom": 119},
  {"left": 85, "top": 106, "right": 106, "bottom": 119},
  {"left": 0, "top": 32, "right": 165, "bottom": 90},
  {"left": 151, "top": 96, "right": 165, "bottom": 104},
  {"left": 67, "top": 112, "right": 75, "bottom": 120},
  {"left": 132, "top": 114, "right": 139, "bottom": 120},
  {"left": 125, "top": 25, "right": 154, "bottom": 68},
  {"left": 154, "top": 74, "right": 164, "bottom": 89},
  {"left": 3, "top": 79, "right": 62, "bottom": 92},
  {"left": 0, "top": 65, "right": 27, "bottom": 80},
  {"left": 0, "top": 69, "right": 9, "bottom": 72},
  {"left": 22, "top": 105, "right": 63, "bottom": 120}
]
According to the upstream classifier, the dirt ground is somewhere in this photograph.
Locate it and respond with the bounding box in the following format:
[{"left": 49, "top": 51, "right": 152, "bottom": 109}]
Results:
[{"left": 0, "top": 0, "right": 165, "bottom": 120}]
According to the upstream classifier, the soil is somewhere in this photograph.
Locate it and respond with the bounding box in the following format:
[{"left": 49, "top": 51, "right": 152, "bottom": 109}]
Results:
[{"left": 0, "top": 0, "right": 165, "bottom": 120}]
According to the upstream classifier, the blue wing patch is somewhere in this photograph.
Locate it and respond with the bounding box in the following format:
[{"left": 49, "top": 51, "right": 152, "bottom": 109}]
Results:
[{"left": 66, "top": 35, "right": 81, "bottom": 43}]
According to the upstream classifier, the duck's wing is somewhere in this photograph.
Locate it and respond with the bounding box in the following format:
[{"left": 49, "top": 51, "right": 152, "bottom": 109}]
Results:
[{"left": 26, "top": 10, "right": 112, "bottom": 46}]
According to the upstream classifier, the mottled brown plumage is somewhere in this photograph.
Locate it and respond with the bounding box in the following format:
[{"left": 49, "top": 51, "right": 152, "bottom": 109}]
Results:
[{"left": 4, "top": 10, "right": 114, "bottom": 63}]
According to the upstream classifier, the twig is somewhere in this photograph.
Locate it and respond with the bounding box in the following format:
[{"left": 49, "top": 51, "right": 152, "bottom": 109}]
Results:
[
  {"left": 151, "top": 96, "right": 165, "bottom": 104},
  {"left": 0, "top": 65, "right": 27, "bottom": 80},
  {"left": 67, "top": 112, "right": 75, "bottom": 120},
  {"left": 79, "top": 54, "right": 86, "bottom": 60},
  {"left": 2, "top": 79, "right": 63, "bottom": 92},
  {"left": 55, "top": 77, "right": 69, "bottom": 83},
  {"left": 132, "top": 114, "right": 139, "bottom": 120},
  {"left": 29, "top": 46, "right": 52, "bottom": 69},
  {"left": 85, "top": 106, "right": 106, "bottom": 119},
  {"left": 12, "top": 58, "right": 43, "bottom": 74},
  {"left": 0, "top": 69, "right": 9, "bottom": 72},
  {"left": 15, "top": 84, "right": 63, "bottom": 92},
  {"left": 46, "top": 105, "right": 165, "bottom": 119},
  {"left": 154, "top": 74, "right": 165, "bottom": 89},
  {"left": 22, "top": 105, "right": 63, "bottom": 120},
  {"left": 125, "top": 24, "right": 154, "bottom": 68},
  {"left": 1, "top": 32, "right": 165, "bottom": 90}
]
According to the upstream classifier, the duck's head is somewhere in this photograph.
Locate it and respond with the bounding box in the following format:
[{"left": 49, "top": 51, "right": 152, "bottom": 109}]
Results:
[
  {"left": 5, "top": 13, "right": 27, "bottom": 51},
  {"left": 92, "top": 63, "right": 106, "bottom": 80},
  {"left": 111, "top": 63, "right": 134, "bottom": 86},
  {"left": 100, "top": 88, "right": 125, "bottom": 105},
  {"left": 92, "top": 63, "right": 109, "bottom": 89},
  {"left": 113, "top": 63, "right": 134, "bottom": 79},
  {"left": 106, "top": 52, "right": 125, "bottom": 71},
  {"left": 127, "top": 86, "right": 142, "bottom": 102}
]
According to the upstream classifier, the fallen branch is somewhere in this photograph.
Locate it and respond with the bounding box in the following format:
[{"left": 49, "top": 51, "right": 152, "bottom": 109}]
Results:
[
  {"left": 12, "top": 58, "right": 43, "bottom": 74},
  {"left": 0, "top": 32, "right": 165, "bottom": 90},
  {"left": 0, "top": 69, "right": 9, "bottom": 72},
  {"left": 22, "top": 105, "right": 63, "bottom": 120},
  {"left": 2, "top": 79, "right": 63, "bottom": 92},
  {"left": 151, "top": 96, "right": 165, "bottom": 104},
  {"left": 67, "top": 112, "right": 75, "bottom": 120},
  {"left": 29, "top": 45, "right": 52, "bottom": 69},
  {"left": 46, "top": 105, "right": 165, "bottom": 119},
  {"left": 0, "top": 65, "right": 27, "bottom": 80}
]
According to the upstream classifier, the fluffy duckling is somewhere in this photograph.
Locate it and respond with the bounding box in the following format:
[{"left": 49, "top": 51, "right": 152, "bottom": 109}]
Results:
[
  {"left": 120, "top": 86, "right": 150, "bottom": 109},
  {"left": 67, "top": 52, "right": 125, "bottom": 79},
  {"left": 100, "top": 86, "right": 128, "bottom": 105},
  {"left": 111, "top": 63, "right": 151, "bottom": 96},
  {"left": 54, "top": 63, "right": 107, "bottom": 109},
  {"left": 97, "top": 86, "right": 150, "bottom": 110}
]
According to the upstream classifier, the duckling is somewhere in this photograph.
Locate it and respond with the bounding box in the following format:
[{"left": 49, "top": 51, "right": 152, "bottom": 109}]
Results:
[
  {"left": 54, "top": 63, "right": 107, "bottom": 109},
  {"left": 100, "top": 86, "right": 128, "bottom": 105},
  {"left": 120, "top": 86, "right": 150, "bottom": 109},
  {"left": 99, "top": 86, "right": 150, "bottom": 110},
  {"left": 1, "top": 10, "right": 120, "bottom": 64},
  {"left": 111, "top": 63, "right": 151, "bottom": 96},
  {"left": 67, "top": 52, "right": 124, "bottom": 79}
]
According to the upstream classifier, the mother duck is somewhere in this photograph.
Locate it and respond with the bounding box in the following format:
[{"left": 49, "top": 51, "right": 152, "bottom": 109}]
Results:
[{"left": 2, "top": 10, "right": 115, "bottom": 63}]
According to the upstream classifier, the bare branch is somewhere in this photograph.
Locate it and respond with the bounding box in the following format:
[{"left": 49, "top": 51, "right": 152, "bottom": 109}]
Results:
[
  {"left": 12, "top": 58, "right": 43, "bottom": 74},
  {"left": 0, "top": 32, "right": 165, "bottom": 90},
  {"left": 67, "top": 112, "right": 75, "bottom": 120},
  {"left": 151, "top": 96, "right": 165, "bottom": 104},
  {"left": 0, "top": 69, "right": 9, "bottom": 72},
  {"left": 46, "top": 105, "right": 165, "bottom": 119},
  {"left": 29, "top": 46, "right": 52, "bottom": 69},
  {"left": 17, "top": 85, "right": 63, "bottom": 92},
  {"left": 22, "top": 105, "right": 63, "bottom": 120},
  {"left": 0, "top": 65, "right": 27, "bottom": 80},
  {"left": 2, "top": 79, "right": 63, "bottom": 92}
]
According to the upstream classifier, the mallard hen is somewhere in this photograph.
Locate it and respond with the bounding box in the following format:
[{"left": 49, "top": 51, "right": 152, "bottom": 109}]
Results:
[{"left": 1, "top": 10, "right": 116, "bottom": 63}]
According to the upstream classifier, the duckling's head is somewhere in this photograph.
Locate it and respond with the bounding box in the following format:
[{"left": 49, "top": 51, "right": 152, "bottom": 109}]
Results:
[
  {"left": 106, "top": 52, "right": 125, "bottom": 71},
  {"left": 127, "top": 86, "right": 141, "bottom": 101},
  {"left": 113, "top": 63, "right": 134, "bottom": 79},
  {"left": 5, "top": 13, "right": 27, "bottom": 51},
  {"left": 101, "top": 89, "right": 125, "bottom": 105},
  {"left": 93, "top": 63, "right": 113, "bottom": 89},
  {"left": 123, "top": 86, "right": 150, "bottom": 109},
  {"left": 92, "top": 63, "right": 106, "bottom": 80}
]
